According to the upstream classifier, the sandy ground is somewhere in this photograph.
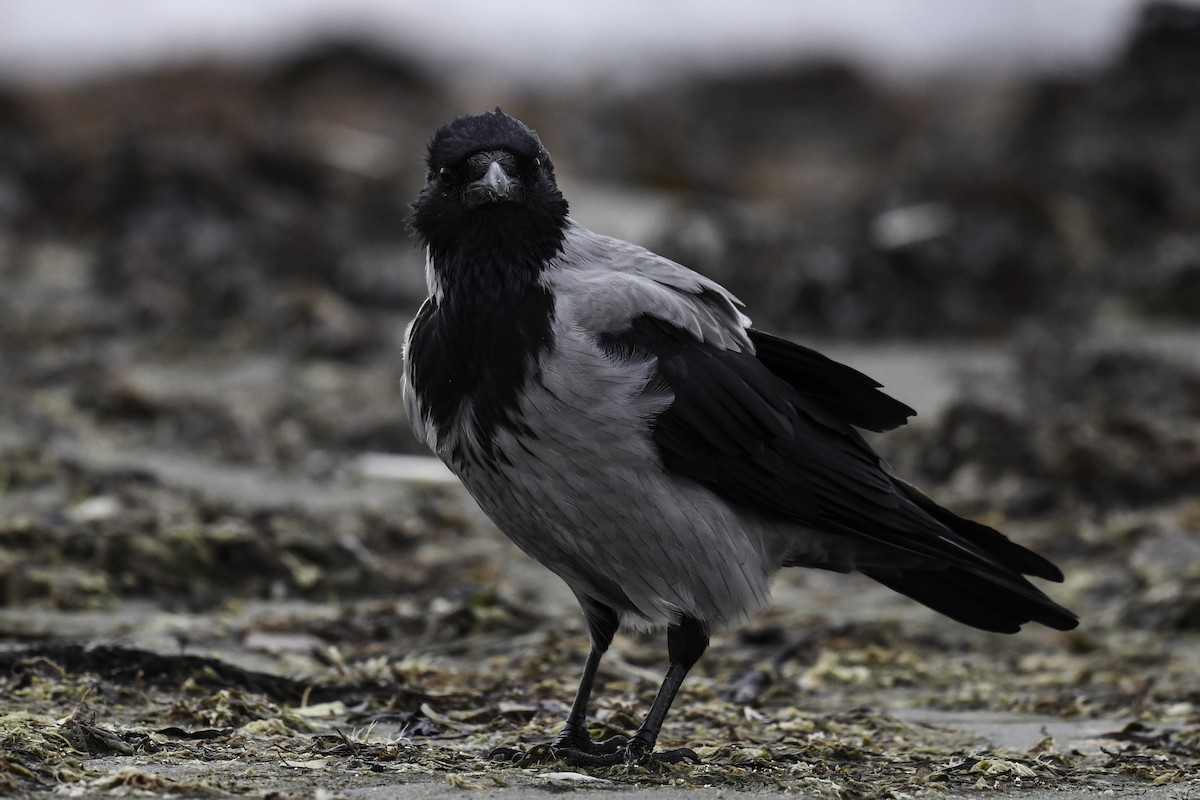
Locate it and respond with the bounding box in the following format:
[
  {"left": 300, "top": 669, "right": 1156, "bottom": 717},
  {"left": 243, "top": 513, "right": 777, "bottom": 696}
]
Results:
[{"left": 3, "top": 428, "right": 1200, "bottom": 796}]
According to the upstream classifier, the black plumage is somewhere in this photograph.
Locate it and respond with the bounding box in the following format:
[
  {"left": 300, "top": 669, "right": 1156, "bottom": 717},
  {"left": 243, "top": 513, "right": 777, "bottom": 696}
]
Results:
[{"left": 406, "top": 111, "right": 565, "bottom": 457}]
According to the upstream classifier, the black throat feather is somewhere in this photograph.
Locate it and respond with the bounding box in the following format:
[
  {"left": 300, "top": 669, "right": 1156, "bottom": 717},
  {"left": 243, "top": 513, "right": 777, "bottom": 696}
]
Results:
[{"left": 408, "top": 191, "right": 567, "bottom": 466}]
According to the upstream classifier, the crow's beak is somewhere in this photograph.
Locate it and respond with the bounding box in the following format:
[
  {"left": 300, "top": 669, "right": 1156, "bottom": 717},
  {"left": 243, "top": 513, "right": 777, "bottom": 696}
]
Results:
[{"left": 464, "top": 160, "right": 519, "bottom": 207}]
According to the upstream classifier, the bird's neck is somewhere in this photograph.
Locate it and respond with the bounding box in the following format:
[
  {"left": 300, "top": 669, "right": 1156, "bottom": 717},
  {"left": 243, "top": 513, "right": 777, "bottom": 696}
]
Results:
[
  {"left": 409, "top": 204, "right": 568, "bottom": 457},
  {"left": 429, "top": 240, "right": 555, "bottom": 379},
  {"left": 425, "top": 202, "right": 567, "bottom": 303},
  {"left": 417, "top": 241, "right": 557, "bottom": 460},
  {"left": 430, "top": 246, "right": 544, "bottom": 311},
  {"left": 430, "top": 200, "right": 564, "bottom": 274}
]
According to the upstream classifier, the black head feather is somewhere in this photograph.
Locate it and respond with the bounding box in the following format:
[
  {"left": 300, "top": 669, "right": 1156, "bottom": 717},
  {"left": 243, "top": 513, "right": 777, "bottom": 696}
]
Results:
[
  {"left": 410, "top": 109, "right": 568, "bottom": 268},
  {"left": 424, "top": 107, "right": 557, "bottom": 181}
]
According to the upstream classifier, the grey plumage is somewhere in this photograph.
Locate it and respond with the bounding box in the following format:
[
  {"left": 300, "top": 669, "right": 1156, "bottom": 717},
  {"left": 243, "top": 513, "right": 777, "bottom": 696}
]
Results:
[
  {"left": 402, "top": 110, "right": 1077, "bottom": 766},
  {"left": 409, "top": 223, "right": 872, "bottom": 627}
]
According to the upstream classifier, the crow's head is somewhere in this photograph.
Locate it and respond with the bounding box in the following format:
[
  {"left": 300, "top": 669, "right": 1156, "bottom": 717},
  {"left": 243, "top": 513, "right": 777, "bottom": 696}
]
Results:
[{"left": 411, "top": 109, "right": 568, "bottom": 264}]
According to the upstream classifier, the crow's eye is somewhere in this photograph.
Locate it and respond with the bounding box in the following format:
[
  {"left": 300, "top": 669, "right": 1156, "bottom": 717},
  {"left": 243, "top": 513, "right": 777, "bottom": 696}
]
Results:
[
  {"left": 437, "top": 166, "right": 451, "bottom": 186},
  {"left": 533, "top": 157, "right": 541, "bottom": 169}
]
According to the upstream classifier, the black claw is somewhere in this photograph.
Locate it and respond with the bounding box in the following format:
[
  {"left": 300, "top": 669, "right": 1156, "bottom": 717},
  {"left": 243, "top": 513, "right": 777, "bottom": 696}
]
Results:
[
  {"left": 488, "top": 745, "right": 526, "bottom": 764},
  {"left": 588, "top": 734, "right": 630, "bottom": 755},
  {"left": 557, "top": 746, "right": 624, "bottom": 767},
  {"left": 656, "top": 746, "right": 701, "bottom": 764}
]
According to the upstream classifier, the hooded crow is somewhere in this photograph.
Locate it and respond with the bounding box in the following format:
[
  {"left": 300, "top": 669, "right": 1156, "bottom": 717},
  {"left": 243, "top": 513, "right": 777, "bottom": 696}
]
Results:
[{"left": 403, "top": 109, "right": 1078, "bottom": 766}]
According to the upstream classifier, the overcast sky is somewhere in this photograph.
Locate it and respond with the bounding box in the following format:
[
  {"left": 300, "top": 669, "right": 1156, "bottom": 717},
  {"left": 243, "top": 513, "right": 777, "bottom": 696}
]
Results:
[{"left": 0, "top": 0, "right": 1161, "bottom": 86}]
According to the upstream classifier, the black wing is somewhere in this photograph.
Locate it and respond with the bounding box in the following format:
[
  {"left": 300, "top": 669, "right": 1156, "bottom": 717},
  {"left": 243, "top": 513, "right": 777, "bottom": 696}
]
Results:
[
  {"left": 604, "top": 315, "right": 1077, "bottom": 633},
  {"left": 748, "top": 329, "right": 916, "bottom": 432}
]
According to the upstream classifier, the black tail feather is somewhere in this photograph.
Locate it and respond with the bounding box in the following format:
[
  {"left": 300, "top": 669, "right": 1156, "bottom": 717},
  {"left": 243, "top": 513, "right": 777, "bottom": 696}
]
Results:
[
  {"left": 864, "top": 481, "right": 1078, "bottom": 633},
  {"left": 864, "top": 565, "right": 1078, "bottom": 633},
  {"left": 893, "top": 479, "right": 1064, "bottom": 582}
]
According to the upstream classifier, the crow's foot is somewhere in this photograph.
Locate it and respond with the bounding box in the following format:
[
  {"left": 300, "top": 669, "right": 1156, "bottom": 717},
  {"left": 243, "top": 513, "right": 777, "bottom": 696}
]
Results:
[
  {"left": 554, "top": 733, "right": 629, "bottom": 765},
  {"left": 557, "top": 735, "right": 700, "bottom": 767},
  {"left": 489, "top": 732, "right": 699, "bottom": 767},
  {"left": 489, "top": 731, "right": 626, "bottom": 765}
]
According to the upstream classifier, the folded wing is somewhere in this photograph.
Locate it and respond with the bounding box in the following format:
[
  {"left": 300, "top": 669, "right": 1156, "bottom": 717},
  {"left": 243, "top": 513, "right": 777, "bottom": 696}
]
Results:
[{"left": 598, "top": 314, "right": 1076, "bottom": 634}]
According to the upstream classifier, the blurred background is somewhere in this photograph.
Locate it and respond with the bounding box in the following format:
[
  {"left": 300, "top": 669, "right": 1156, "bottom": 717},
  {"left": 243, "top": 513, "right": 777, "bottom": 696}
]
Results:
[{"left": 1, "top": 0, "right": 1200, "bottom": 794}]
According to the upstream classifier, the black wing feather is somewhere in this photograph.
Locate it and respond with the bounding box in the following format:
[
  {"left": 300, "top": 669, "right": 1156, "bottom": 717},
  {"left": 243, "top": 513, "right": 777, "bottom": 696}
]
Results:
[
  {"left": 608, "top": 315, "right": 1077, "bottom": 633},
  {"left": 749, "top": 328, "right": 916, "bottom": 432}
]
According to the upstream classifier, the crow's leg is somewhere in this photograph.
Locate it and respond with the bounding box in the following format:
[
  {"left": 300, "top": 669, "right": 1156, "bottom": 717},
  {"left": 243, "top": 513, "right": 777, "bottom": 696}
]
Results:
[
  {"left": 490, "top": 601, "right": 620, "bottom": 763},
  {"left": 560, "top": 615, "right": 708, "bottom": 766},
  {"left": 551, "top": 602, "right": 620, "bottom": 753}
]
